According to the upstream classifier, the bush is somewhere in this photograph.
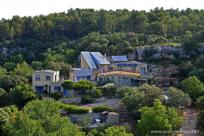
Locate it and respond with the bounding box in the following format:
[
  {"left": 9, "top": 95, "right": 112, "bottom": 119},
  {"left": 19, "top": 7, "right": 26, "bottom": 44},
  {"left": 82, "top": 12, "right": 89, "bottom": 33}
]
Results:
[
  {"left": 62, "top": 80, "right": 74, "bottom": 90},
  {"left": 0, "top": 88, "right": 6, "bottom": 97},
  {"left": 196, "top": 96, "right": 204, "bottom": 109},
  {"left": 181, "top": 76, "right": 204, "bottom": 103},
  {"left": 116, "top": 86, "right": 135, "bottom": 98},
  {"left": 58, "top": 103, "right": 89, "bottom": 114},
  {"left": 81, "top": 95, "right": 95, "bottom": 104},
  {"left": 73, "top": 80, "right": 95, "bottom": 91},
  {"left": 86, "top": 88, "right": 102, "bottom": 98},
  {"left": 101, "top": 83, "right": 117, "bottom": 97},
  {"left": 92, "top": 105, "right": 113, "bottom": 113},
  {"left": 50, "top": 92, "right": 63, "bottom": 100},
  {"left": 197, "top": 110, "right": 204, "bottom": 128}
]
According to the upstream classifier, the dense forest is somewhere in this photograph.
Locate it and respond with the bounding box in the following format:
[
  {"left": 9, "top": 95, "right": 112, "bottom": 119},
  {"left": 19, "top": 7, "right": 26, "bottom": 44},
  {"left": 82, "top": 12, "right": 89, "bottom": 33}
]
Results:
[{"left": 0, "top": 8, "right": 204, "bottom": 67}]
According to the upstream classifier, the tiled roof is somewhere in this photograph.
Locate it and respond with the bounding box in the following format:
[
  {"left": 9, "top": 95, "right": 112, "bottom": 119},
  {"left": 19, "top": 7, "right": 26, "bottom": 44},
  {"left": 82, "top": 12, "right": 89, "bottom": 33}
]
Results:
[{"left": 111, "top": 55, "right": 127, "bottom": 62}]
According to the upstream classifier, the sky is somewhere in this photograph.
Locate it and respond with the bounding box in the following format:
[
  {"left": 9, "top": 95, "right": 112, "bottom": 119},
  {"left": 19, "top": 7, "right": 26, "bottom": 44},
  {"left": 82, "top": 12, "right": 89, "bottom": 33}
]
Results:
[{"left": 0, "top": 0, "right": 204, "bottom": 19}]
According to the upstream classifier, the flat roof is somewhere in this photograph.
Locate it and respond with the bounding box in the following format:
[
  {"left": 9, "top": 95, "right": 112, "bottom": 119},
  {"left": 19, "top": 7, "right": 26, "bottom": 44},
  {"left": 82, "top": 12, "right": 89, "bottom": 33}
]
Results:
[
  {"left": 34, "top": 70, "right": 58, "bottom": 73},
  {"left": 98, "top": 71, "right": 141, "bottom": 78},
  {"left": 111, "top": 55, "right": 128, "bottom": 62}
]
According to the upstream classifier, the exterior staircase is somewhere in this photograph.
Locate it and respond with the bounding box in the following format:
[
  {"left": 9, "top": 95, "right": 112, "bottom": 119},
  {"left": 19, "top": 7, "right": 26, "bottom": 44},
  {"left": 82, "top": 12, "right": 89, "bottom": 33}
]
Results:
[{"left": 117, "top": 102, "right": 129, "bottom": 122}]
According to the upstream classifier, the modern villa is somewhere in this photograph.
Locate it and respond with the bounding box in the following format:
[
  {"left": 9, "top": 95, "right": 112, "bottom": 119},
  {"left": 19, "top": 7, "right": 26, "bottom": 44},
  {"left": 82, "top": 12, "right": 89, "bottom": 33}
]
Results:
[
  {"left": 70, "top": 51, "right": 149, "bottom": 86},
  {"left": 32, "top": 51, "right": 149, "bottom": 95}
]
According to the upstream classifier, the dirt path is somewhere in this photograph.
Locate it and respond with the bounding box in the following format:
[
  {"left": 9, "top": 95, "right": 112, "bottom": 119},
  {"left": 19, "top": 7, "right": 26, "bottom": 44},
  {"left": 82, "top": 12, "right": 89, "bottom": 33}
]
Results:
[{"left": 179, "top": 107, "right": 199, "bottom": 136}]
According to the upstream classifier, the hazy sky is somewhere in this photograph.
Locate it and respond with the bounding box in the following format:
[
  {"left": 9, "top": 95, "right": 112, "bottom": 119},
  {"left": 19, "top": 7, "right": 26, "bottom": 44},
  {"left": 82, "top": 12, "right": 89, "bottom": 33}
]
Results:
[{"left": 0, "top": 0, "right": 204, "bottom": 19}]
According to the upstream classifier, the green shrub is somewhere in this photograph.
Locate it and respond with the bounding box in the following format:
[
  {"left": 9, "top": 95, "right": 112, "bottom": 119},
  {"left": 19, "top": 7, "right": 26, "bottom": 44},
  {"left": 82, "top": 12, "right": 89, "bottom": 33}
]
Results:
[
  {"left": 58, "top": 103, "right": 89, "bottom": 114},
  {"left": 62, "top": 80, "right": 74, "bottom": 90},
  {"left": 73, "top": 80, "right": 95, "bottom": 90},
  {"left": 81, "top": 95, "right": 95, "bottom": 104},
  {"left": 92, "top": 105, "right": 113, "bottom": 113},
  {"left": 116, "top": 86, "right": 135, "bottom": 98},
  {"left": 50, "top": 92, "right": 63, "bottom": 100},
  {"left": 196, "top": 96, "right": 204, "bottom": 109},
  {"left": 86, "top": 88, "right": 102, "bottom": 98},
  {"left": 101, "top": 83, "right": 117, "bottom": 97},
  {"left": 197, "top": 110, "right": 204, "bottom": 128}
]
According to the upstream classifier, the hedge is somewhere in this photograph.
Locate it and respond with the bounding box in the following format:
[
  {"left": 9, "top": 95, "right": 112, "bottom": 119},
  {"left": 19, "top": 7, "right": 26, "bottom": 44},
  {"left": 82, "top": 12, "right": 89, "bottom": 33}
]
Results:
[
  {"left": 58, "top": 103, "right": 89, "bottom": 114},
  {"left": 92, "top": 105, "right": 113, "bottom": 113}
]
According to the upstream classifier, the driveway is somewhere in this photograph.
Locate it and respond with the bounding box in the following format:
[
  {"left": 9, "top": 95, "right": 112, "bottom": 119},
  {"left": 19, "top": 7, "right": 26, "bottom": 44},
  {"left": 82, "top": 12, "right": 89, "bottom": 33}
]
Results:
[
  {"left": 82, "top": 98, "right": 122, "bottom": 109},
  {"left": 179, "top": 107, "right": 199, "bottom": 136}
]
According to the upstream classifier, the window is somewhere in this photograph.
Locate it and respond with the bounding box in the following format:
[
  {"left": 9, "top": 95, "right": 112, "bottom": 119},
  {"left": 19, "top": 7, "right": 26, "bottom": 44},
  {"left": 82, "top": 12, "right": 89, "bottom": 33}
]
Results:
[
  {"left": 46, "top": 75, "right": 51, "bottom": 81},
  {"left": 122, "top": 77, "right": 129, "bottom": 85},
  {"left": 118, "top": 66, "right": 123, "bottom": 70},
  {"left": 140, "top": 67, "right": 146, "bottom": 75},
  {"left": 87, "top": 76, "right": 91, "bottom": 80},
  {"left": 131, "top": 66, "right": 136, "bottom": 72},
  {"left": 77, "top": 76, "right": 81, "bottom": 81},
  {"left": 35, "top": 75, "right": 40, "bottom": 81},
  {"left": 54, "top": 86, "right": 61, "bottom": 91}
]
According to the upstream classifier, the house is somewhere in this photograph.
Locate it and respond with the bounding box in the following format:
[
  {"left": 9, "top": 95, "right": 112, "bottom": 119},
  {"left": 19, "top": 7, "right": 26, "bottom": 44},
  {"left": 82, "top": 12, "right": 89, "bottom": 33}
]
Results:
[
  {"left": 69, "top": 51, "right": 110, "bottom": 81},
  {"left": 70, "top": 53, "right": 150, "bottom": 86},
  {"left": 69, "top": 68, "right": 93, "bottom": 82},
  {"left": 80, "top": 52, "right": 110, "bottom": 70},
  {"left": 97, "top": 56, "right": 149, "bottom": 86},
  {"left": 32, "top": 70, "right": 71, "bottom": 96}
]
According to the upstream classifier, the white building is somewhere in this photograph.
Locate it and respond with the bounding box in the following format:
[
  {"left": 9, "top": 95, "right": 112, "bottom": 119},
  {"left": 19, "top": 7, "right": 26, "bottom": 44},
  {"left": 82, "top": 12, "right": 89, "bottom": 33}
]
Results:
[{"left": 32, "top": 70, "right": 69, "bottom": 96}]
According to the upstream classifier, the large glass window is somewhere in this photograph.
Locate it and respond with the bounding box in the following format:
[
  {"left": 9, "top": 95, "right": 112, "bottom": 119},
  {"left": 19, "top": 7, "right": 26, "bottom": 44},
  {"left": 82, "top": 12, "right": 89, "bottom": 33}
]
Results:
[
  {"left": 122, "top": 77, "right": 129, "bottom": 85},
  {"left": 131, "top": 66, "right": 136, "bottom": 72}
]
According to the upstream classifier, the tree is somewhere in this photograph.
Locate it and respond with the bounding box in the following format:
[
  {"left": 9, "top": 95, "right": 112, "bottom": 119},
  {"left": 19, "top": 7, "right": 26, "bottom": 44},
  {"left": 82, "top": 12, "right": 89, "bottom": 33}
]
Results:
[
  {"left": 137, "top": 99, "right": 183, "bottom": 136},
  {"left": 73, "top": 80, "right": 95, "bottom": 94},
  {"left": 181, "top": 39, "right": 199, "bottom": 54},
  {"left": 10, "top": 83, "right": 37, "bottom": 108},
  {"left": 0, "top": 105, "right": 18, "bottom": 135},
  {"left": 0, "top": 67, "right": 7, "bottom": 77},
  {"left": 128, "top": 11, "right": 147, "bottom": 33},
  {"left": 195, "top": 55, "right": 204, "bottom": 68},
  {"left": 103, "top": 126, "right": 133, "bottom": 136},
  {"left": 85, "top": 88, "right": 102, "bottom": 98},
  {"left": 4, "top": 100, "right": 85, "bottom": 136},
  {"left": 197, "top": 110, "right": 204, "bottom": 128},
  {"left": 181, "top": 76, "right": 204, "bottom": 103},
  {"left": 100, "top": 83, "right": 117, "bottom": 97},
  {"left": 123, "top": 84, "right": 163, "bottom": 118},
  {"left": 116, "top": 86, "right": 135, "bottom": 98},
  {"left": 138, "top": 84, "right": 163, "bottom": 106},
  {"left": 0, "top": 75, "right": 21, "bottom": 93},
  {"left": 13, "top": 61, "right": 33, "bottom": 78},
  {"left": 50, "top": 92, "right": 63, "bottom": 100},
  {"left": 62, "top": 80, "right": 74, "bottom": 90},
  {"left": 123, "top": 88, "right": 145, "bottom": 116},
  {"left": 78, "top": 114, "right": 91, "bottom": 131},
  {"left": 167, "top": 87, "right": 191, "bottom": 108},
  {"left": 195, "top": 96, "right": 204, "bottom": 109},
  {"left": 88, "top": 126, "right": 133, "bottom": 136},
  {"left": 178, "top": 61, "right": 193, "bottom": 78}
]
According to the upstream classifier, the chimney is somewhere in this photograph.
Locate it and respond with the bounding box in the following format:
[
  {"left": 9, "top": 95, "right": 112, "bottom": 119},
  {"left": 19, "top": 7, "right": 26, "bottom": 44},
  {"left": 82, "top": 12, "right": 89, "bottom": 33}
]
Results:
[{"left": 104, "top": 53, "right": 107, "bottom": 58}]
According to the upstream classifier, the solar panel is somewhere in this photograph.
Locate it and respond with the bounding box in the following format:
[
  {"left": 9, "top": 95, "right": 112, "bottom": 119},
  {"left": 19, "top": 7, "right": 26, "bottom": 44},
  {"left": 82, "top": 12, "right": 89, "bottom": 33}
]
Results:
[
  {"left": 112, "top": 55, "right": 128, "bottom": 62},
  {"left": 81, "top": 52, "right": 97, "bottom": 69},
  {"left": 90, "top": 52, "right": 110, "bottom": 65}
]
